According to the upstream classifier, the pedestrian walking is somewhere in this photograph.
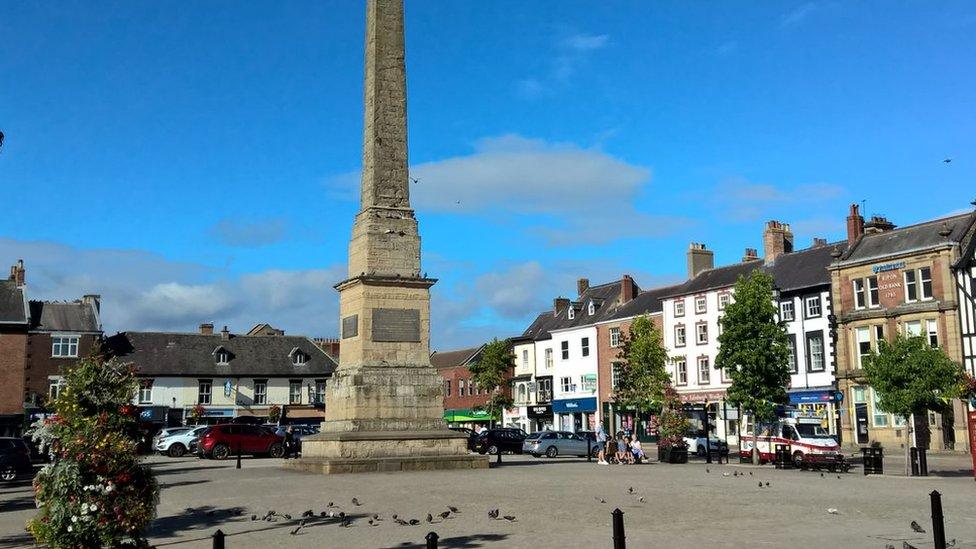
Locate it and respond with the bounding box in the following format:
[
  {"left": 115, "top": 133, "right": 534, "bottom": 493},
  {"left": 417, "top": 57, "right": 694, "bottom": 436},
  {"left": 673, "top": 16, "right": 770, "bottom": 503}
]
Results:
[
  {"left": 283, "top": 426, "right": 296, "bottom": 459},
  {"left": 596, "top": 423, "right": 609, "bottom": 465}
]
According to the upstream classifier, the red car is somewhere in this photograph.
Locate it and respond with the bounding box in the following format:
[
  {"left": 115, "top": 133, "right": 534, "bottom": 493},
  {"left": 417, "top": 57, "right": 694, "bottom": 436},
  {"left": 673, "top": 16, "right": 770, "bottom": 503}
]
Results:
[{"left": 196, "top": 424, "right": 285, "bottom": 460}]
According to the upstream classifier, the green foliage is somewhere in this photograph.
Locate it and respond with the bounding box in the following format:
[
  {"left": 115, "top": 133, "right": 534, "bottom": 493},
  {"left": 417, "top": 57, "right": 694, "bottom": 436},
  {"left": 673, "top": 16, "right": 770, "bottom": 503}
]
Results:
[
  {"left": 28, "top": 353, "right": 158, "bottom": 548},
  {"left": 613, "top": 315, "right": 671, "bottom": 411},
  {"left": 715, "top": 270, "right": 791, "bottom": 423},
  {"left": 469, "top": 338, "right": 515, "bottom": 420},
  {"left": 657, "top": 386, "right": 690, "bottom": 449},
  {"left": 267, "top": 404, "right": 281, "bottom": 424},
  {"left": 863, "top": 335, "right": 966, "bottom": 417}
]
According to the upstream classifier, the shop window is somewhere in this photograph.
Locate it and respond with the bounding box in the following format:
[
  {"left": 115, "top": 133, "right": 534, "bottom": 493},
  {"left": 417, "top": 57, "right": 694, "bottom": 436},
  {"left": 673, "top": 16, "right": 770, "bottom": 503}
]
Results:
[{"left": 806, "top": 331, "right": 825, "bottom": 372}]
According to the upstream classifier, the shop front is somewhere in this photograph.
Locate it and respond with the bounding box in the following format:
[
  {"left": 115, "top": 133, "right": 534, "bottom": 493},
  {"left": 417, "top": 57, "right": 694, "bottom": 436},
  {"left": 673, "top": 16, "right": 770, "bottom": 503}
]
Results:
[
  {"left": 444, "top": 408, "right": 493, "bottom": 430},
  {"left": 601, "top": 402, "right": 658, "bottom": 442},
  {"left": 527, "top": 404, "right": 553, "bottom": 433},
  {"left": 183, "top": 406, "right": 235, "bottom": 425},
  {"left": 553, "top": 397, "right": 597, "bottom": 433},
  {"left": 678, "top": 390, "right": 738, "bottom": 446}
]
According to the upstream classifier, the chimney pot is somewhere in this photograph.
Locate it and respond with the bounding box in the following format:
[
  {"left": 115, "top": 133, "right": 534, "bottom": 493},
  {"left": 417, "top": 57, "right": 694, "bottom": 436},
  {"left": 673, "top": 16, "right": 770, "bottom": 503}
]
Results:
[
  {"left": 220, "top": 325, "right": 230, "bottom": 339},
  {"left": 846, "top": 203, "right": 864, "bottom": 246},
  {"left": 553, "top": 297, "right": 570, "bottom": 316},
  {"left": 620, "top": 274, "right": 636, "bottom": 303},
  {"left": 863, "top": 215, "right": 896, "bottom": 234},
  {"left": 200, "top": 323, "right": 214, "bottom": 335},
  {"left": 686, "top": 242, "right": 714, "bottom": 279},
  {"left": 82, "top": 294, "right": 101, "bottom": 314},
  {"left": 812, "top": 238, "right": 827, "bottom": 248},
  {"left": 763, "top": 220, "right": 794, "bottom": 265},
  {"left": 742, "top": 248, "right": 760, "bottom": 262},
  {"left": 10, "top": 259, "right": 25, "bottom": 286}
]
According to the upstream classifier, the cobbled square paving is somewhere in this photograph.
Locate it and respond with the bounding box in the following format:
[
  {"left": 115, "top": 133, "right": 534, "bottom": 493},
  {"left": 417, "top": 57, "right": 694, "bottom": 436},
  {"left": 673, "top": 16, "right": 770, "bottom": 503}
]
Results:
[{"left": 2, "top": 453, "right": 975, "bottom": 548}]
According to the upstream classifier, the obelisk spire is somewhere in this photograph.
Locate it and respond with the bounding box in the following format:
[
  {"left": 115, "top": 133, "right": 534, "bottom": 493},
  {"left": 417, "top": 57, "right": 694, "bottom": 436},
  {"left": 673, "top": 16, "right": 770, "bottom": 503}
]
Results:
[{"left": 361, "top": 0, "right": 409, "bottom": 211}]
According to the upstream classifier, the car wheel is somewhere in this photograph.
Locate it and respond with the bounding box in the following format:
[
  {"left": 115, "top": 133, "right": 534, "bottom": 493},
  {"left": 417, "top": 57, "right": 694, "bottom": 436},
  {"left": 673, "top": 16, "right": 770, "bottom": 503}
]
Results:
[
  {"left": 0, "top": 466, "right": 16, "bottom": 482},
  {"left": 545, "top": 446, "right": 558, "bottom": 458},
  {"left": 487, "top": 445, "right": 499, "bottom": 456},
  {"left": 211, "top": 444, "right": 230, "bottom": 460},
  {"left": 696, "top": 445, "right": 706, "bottom": 457},
  {"left": 168, "top": 443, "right": 186, "bottom": 458},
  {"left": 268, "top": 443, "right": 285, "bottom": 458},
  {"left": 792, "top": 451, "right": 804, "bottom": 468}
]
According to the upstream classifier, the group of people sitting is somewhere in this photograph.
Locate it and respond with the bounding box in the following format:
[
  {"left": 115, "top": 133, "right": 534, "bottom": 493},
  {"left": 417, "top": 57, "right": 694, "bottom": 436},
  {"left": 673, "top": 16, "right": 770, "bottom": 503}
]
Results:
[{"left": 597, "top": 426, "right": 645, "bottom": 465}]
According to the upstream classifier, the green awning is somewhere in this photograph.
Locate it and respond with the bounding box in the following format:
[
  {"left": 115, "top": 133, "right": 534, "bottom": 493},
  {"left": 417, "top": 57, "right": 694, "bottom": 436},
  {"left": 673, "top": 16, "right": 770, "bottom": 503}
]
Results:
[{"left": 444, "top": 408, "right": 493, "bottom": 422}]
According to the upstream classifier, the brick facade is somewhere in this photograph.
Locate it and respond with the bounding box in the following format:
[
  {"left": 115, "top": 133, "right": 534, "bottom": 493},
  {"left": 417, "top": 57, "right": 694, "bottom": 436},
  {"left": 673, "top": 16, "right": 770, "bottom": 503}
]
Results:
[
  {"left": 0, "top": 328, "right": 28, "bottom": 416},
  {"left": 24, "top": 332, "right": 100, "bottom": 406}
]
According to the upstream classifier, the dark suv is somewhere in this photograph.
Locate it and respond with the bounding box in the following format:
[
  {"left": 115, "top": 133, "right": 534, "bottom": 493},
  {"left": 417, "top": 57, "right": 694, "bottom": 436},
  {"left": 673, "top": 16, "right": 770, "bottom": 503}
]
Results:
[
  {"left": 473, "top": 428, "right": 527, "bottom": 455},
  {"left": 0, "top": 438, "right": 33, "bottom": 482},
  {"left": 197, "top": 424, "right": 285, "bottom": 460}
]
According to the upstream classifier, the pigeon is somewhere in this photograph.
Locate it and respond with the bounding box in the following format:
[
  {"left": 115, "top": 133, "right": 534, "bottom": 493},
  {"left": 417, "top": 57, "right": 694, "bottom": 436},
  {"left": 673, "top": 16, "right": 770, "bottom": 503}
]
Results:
[
  {"left": 638, "top": 497, "right": 645, "bottom": 503},
  {"left": 408, "top": 519, "right": 420, "bottom": 526},
  {"left": 910, "top": 521, "right": 925, "bottom": 533},
  {"left": 368, "top": 519, "right": 377, "bottom": 527},
  {"left": 502, "top": 515, "right": 517, "bottom": 522},
  {"left": 426, "top": 514, "right": 433, "bottom": 524},
  {"left": 338, "top": 512, "right": 346, "bottom": 519},
  {"left": 758, "top": 482, "right": 763, "bottom": 488},
  {"left": 447, "top": 506, "right": 460, "bottom": 513},
  {"left": 283, "top": 514, "right": 292, "bottom": 520},
  {"left": 340, "top": 519, "right": 350, "bottom": 528},
  {"left": 302, "top": 510, "right": 314, "bottom": 518},
  {"left": 749, "top": 471, "right": 753, "bottom": 476},
  {"left": 765, "top": 482, "right": 770, "bottom": 487},
  {"left": 395, "top": 518, "right": 409, "bottom": 526},
  {"left": 352, "top": 497, "right": 361, "bottom": 506},
  {"left": 947, "top": 539, "right": 957, "bottom": 548},
  {"left": 722, "top": 472, "right": 731, "bottom": 477},
  {"left": 627, "top": 487, "right": 634, "bottom": 494},
  {"left": 319, "top": 511, "right": 328, "bottom": 518},
  {"left": 290, "top": 526, "right": 302, "bottom": 535},
  {"left": 706, "top": 467, "right": 710, "bottom": 473},
  {"left": 391, "top": 514, "right": 398, "bottom": 519},
  {"left": 328, "top": 502, "right": 335, "bottom": 508},
  {"left": 373, "top": 514, "right": 383, "bottom": 521},
  {"left": 251, "top": 514, "right": 258, "bottom": 521},
  {"left": 596, "top": 497, "right": 606, "bottom": 504},
  {"left": 826, "top": 508, "right": 839, "bottom": 515},
  {"left": 836, "top": 475, "right": 841, "bottom": 479},
  {"left": 903, "top": 543, "right": 919, "bottom": 549},
  {"left": 488, "top": 509, "right": 499, "bottom": 520},
  {"left": 820, "top": 473, "right": 824, "bottom": 478}
]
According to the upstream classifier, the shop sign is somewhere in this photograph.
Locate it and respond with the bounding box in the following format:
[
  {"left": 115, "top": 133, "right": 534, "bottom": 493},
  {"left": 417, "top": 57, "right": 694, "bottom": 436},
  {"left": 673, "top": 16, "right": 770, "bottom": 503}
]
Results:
[
  {"left": 788, "top": 390, "right": 834, "bottom": 404},
  {"left": 678, "top": 390, "right": 726, "bottom": 404},
  {"left": 528, "top": 405, "right": 552, "bottom": 418},
  {"left": 872, "top": 261, "right": 906, "bottom": 274},
  {"left": 195, "top": 407, "right": 234, "bottom": 417},
  {"left": 552, "top": 397, "right": 597, "bottom": 414},
  {"left": 582, "top": 374, "right": 597, "bottom": 392}
]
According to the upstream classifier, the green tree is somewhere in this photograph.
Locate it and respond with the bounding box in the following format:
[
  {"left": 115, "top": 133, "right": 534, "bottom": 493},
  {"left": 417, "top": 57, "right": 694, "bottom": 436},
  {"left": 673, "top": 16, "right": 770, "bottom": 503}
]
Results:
[
  {"left": 613, "top": 315, "right": 672, "bottom": 416},
  {"left": 715, "top": 270, "right": 791, "bottom": 463},
  {"left": 468, "top": 338, "right": 515, "bottom": 428},
  {"left": 863, "top": 335, "right": 966, "bottom": 474},
  {"left": 28, "top": 352, "right": 159, "bottom": 548}
]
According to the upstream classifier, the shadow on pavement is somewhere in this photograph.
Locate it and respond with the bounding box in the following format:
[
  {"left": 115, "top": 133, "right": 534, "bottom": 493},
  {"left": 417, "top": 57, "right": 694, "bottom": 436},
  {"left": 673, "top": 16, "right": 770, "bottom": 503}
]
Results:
[
  {"left": 0, "top": 494, "right": 35, "bottom": 515},
  {"left": 159, "top": 479, "right": 210, "bottom": 489},
  {"left": 149, "top": 509, "right": 372, "bottom": 546},
  {"left": 380, "top": 533, "right": 510, "bottom": 548},
  {"left": 0, "top": 532, "right": 33, "bottom": 549},
  {"left": 148, "top": 505, "right": 250, "bottom": 540},
  {"left": 151, "top": 464, "right": 227, "bottom": 476}
]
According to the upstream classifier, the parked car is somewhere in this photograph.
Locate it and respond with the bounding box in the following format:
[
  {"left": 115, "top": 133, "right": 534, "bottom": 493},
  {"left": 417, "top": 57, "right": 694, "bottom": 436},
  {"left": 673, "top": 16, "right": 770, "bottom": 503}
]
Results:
[
  {"left": 156, "top": 426, "right": 209, "bottom": 457},
  {"left": 524, "top": 430, "right": 599, "bottom": 458},
  {"left": 274, "top": 424, "right": 319, "bottom": 452},
  {"left": 152, "top": 427, "right": 190, "bottom": 449},
  {"left": 0, "top": 437, "right": 33, "bottom": 482},
  {"left": 472, "top": 428, "right": 526, "bottom": 455},
  {"left": 683, "top": 434, "right": 729, "bottom": 457},
  {"left": 449, "top": 427, "right": 478, "bottom": 451},
  {"left": 196, "top": 424, "right": 285, "bottom": 460}
]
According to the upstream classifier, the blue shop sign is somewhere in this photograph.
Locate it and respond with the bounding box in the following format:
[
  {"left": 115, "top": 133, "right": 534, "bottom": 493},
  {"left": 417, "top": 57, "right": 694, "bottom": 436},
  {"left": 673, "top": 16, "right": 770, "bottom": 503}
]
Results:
[
  {"left": 194, "top": 407, "right": 234, "bottom": 417},
  {"left": 788, "top": 390, "right": 834, "bottom": 404},
  {"left": 872, "top": 261, "right": 906, "bottom": 274},
  {"left": 552, "top": 397, "right": 597, "bottom": 414}
]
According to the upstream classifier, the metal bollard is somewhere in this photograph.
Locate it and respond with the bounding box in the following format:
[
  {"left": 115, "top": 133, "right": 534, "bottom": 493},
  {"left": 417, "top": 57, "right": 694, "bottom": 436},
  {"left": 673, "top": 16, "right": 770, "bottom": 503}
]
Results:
[
  {"left": 236, "top": 443, "right": 242, "bottom": 470},
  {"left": 587, "top": 439, "right": 592, "bottom": 463},
  {"left": 910, "top": 447, "right": 919, "bottom": 476},
  {"left": 426, "top": 531, "right": 439, "bottom": 549},
  {"left": 930, "top": 490, "right": 946, "bottom": 549},
  {"left": 612, "top": 508, "right": 626, "bottom": 549},
  {"left": 919, "top": 448, "right": 928, "bottom": 477},
  {"left": 212, "top": 529, "right": 225, "bottom": 549},
  {"left": 496, "top": 450, "right": 501, "bottom": 464}
]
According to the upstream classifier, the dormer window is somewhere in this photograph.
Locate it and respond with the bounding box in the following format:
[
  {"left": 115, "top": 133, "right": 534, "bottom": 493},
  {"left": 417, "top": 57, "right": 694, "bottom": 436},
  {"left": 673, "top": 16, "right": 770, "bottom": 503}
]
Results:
[
  {"left": 567, "top": 307, "right": 575, "bottom": 320},
  {"left": 213, "top": 346, "right": 232, "bottom": 365},
  {"left": 587, "top": 301, "right": 595, "bottom": 315},
  {"left": 288, "top": 347, "right": 309, "bottom": 365}
]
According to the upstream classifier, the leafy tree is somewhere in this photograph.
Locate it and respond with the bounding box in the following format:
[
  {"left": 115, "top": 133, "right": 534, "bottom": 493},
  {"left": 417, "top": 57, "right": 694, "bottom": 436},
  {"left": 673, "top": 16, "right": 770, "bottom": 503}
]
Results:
[
  {"left": 613, "top": 315, "right": 671, "bottom": 414},
  {"left": 468, "top": 338, "right": 515, "bottom": 427},
  {"left": 863, "top": 335, "right": 966, "bottom": 474},
  {"left": 657, "top": 386, "right": 691, "bottom": 452},
  {"left": 28, "top": 352, "right": 158, "bottom": 548},
  {"left": 715, "top": 270, "right": 791, "bottom": 462}
]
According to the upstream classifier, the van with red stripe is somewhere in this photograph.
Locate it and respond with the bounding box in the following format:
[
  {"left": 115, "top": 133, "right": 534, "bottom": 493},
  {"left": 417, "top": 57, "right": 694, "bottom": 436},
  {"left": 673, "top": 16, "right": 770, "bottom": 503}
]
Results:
[{"left": 741, "top": 416, "right": 840, "bottom": 467}]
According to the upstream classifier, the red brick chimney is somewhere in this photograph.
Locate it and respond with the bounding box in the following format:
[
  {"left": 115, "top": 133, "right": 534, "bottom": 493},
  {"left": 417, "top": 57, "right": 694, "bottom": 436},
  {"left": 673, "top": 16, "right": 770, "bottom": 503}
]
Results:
[
  {"left": 812, "top": 238, "right": 827, "bottom": 248},
  {"left": 864, "top": 215, "right": 896, "bottom": 235},
  {"left": 577, "top": 278, "right": 590, "bottom": 297},
  {"left": 9, "top": 260, "right": 25, "bottom": 286},
  {"left": 846, "top": 204, "right": 864, "bottom": 246},
  {"left": 553, "top": 297, "right": 570, "bottom": 316},
  {"left": 742, "top": 248, "right": 760, "bottom": 263},
  {"left": 620, "top": 274, "right": 637, "bottom": 303},
  {"left": 199, "top": 323, "right": 214, "bottom": 335},
  {"left": 763, "top": 221, "right": 794, "bottom": 265}
]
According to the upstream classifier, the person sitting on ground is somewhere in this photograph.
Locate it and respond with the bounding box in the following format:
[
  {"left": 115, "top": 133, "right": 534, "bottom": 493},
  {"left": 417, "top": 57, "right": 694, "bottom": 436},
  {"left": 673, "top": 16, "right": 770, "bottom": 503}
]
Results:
[
  {"left": 630, "top": 437, "right": 645, "bottom": 463},
  {"left": 616, "top": 435, "right": 631, "bottom": 464}
]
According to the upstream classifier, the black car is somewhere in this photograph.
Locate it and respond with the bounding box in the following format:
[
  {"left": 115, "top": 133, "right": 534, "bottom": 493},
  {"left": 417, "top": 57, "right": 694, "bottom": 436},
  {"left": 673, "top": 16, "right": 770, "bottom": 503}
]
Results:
[
  {"left": 449, "top": 427, "right": 478, "bottom": 451},
  {"left": 473, "top": 428, "right": 527, "bottom": 455},
  {"left": 0, "top": 438, "right": 33, "bottom": 482}
]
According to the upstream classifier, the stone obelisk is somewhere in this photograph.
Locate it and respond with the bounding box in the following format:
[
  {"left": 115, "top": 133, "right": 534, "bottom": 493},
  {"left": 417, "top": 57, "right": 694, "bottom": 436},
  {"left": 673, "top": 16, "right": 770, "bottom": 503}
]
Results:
[{"left": 287, "top": 0, "right": 487, "bottom": 474}]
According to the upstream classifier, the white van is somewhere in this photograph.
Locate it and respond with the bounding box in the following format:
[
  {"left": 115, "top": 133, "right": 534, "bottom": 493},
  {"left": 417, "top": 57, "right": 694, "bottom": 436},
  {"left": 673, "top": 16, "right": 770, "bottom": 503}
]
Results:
[{"left": 740, "top": 416, "right": 841, "bottom": 467}]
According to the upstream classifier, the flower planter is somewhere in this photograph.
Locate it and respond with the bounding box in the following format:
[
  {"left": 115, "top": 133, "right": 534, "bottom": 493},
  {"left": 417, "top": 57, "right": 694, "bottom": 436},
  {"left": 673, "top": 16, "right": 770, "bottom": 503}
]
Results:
[{"left": 657, "top": 446, "right": 688, "bottom": 464}]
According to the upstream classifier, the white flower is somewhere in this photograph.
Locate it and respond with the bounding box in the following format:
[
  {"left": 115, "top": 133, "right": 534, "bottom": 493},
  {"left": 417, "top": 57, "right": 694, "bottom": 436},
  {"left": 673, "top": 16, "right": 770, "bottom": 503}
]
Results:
[
  {"left": 67, "top": 526, "right": 73, "bottom": 533},
  {"left": 71, "top": 516, "right": 78, "bottom": 523},
  {"left": 105, "top": 485, "right": 113, "bottom": 493},
  {"left": 90, "top": 504, "right": 98, "bottom": 512}
]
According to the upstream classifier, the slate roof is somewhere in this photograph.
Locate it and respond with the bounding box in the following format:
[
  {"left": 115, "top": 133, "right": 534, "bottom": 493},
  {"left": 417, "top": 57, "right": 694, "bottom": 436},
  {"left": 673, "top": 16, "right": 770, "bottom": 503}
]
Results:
[
  {"left": 105, "top": 331, "right": 337, "bottom": 377},
  {"left": 0, "top": 279, "right": 28, "bottom": 324},
  {"left": 840, "top": 212, "right": 976, "bottom": 265},
  {"left": 663, "top": 242, "right": 846, "bottom": 298},
  {"left": 516, "top": 278, "right": 641, "bottom": 340},
  {"left": 430, "top": 345, "right": 484, "bottom": 369},
  {"left": 29, "top": 301, "right": 100, "bottom": 332},
  {"left": 605, "top": 284, "right": 685, "bottom": 321}
]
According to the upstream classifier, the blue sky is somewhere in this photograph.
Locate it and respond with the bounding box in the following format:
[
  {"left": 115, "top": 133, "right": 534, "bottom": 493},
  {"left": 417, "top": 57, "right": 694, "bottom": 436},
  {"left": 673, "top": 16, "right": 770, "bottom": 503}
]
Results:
[{"left": 1, "top": 1, "right": 974, "bottom": 348}]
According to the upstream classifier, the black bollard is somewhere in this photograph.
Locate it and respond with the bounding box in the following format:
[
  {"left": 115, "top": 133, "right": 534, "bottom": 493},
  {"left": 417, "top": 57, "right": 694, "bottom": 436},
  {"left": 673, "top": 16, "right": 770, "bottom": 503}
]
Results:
[
  {"left": 930, "top": 490, "right": 946, "bottom": 549},
  {"left": 236, "top": 442, "right": 242, "bottom": 469},
  {"left": 587, "top": 439, "right": 592, "bottom": 463},
  {"left": 426, "top": 531, "right": 439, "bottom": 549},
  {"left": 910, "top": 447, "right": 919, "bottom": 476},
  {"left": 212, "top": 529, "right": 225, "bottom": 549},
  {"left": 919, "top": 448, "right": 928, "bottom": 477},
  {"left": 612, "top": 508, "right": 626, "bottom": 549},
  {"left": 496, "top": 449, "right": 501, "bottom": 465}
]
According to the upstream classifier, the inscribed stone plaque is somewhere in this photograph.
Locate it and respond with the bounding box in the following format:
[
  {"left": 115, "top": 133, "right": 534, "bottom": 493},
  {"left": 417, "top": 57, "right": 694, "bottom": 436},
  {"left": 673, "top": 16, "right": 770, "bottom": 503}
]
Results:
[
  {"left": 372, "top": 308, "right": 420, "bottom": 342},
  {"left": 342, "top": 314, "right": 359, "bottom": 339}
]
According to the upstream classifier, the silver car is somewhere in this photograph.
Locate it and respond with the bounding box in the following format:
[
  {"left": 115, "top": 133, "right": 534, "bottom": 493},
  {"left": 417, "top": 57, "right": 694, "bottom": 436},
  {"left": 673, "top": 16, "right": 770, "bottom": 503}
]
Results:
[{"left": 523, "top": 430, "right": 599, "bottom": 458}]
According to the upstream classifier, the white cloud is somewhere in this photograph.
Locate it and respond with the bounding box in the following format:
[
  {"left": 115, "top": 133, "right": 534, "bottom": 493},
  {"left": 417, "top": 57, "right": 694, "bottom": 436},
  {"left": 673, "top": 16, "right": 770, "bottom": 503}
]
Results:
[
  {"left": 709, "top": 178, "right": 846, "bottom": 221},
  {"left": 561, "top": 33, "right": 609, "bottom": 52},
  {"left": 517, "top": 31, "right": 610, "bottom": 95},
  {"left": 781, "top": 2, "right": 817, "bottom": 28},
  {"left": 209, "top": 217, "right": 289, "bottom": 247}
]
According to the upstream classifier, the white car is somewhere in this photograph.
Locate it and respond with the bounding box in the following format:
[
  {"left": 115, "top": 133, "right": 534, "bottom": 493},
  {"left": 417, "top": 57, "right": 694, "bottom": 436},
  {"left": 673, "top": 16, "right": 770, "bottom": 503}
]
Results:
[
  {"left": 152, "top": 427, "right": 189, "bottom": 449},
  {"left": 155, "top": 426, "right": 209, "bottom": 457},
  {"left": 683, "top": 435, "right": 729, "bottom": 456}
]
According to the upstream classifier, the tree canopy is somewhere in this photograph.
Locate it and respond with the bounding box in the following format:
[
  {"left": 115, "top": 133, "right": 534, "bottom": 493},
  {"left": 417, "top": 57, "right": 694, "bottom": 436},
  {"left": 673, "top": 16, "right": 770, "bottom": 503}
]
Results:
[
  {"left": 715, "top": 270, "right": 791, "bottom": 423},
  {"left": 613, "top": 315, "right": 671, "bottom": 411},
  {"left": 863, "top": 335, "right": 966, "bottom": 417},
  {"left": 468, "top": 338, "right": 515, "bottom": 421}
]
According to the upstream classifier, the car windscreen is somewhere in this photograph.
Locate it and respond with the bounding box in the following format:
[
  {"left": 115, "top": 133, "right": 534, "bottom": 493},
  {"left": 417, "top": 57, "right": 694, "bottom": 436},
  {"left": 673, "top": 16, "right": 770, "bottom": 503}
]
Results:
[{"left": 796, "top": 423, "right": 830, "bottom": 438}]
